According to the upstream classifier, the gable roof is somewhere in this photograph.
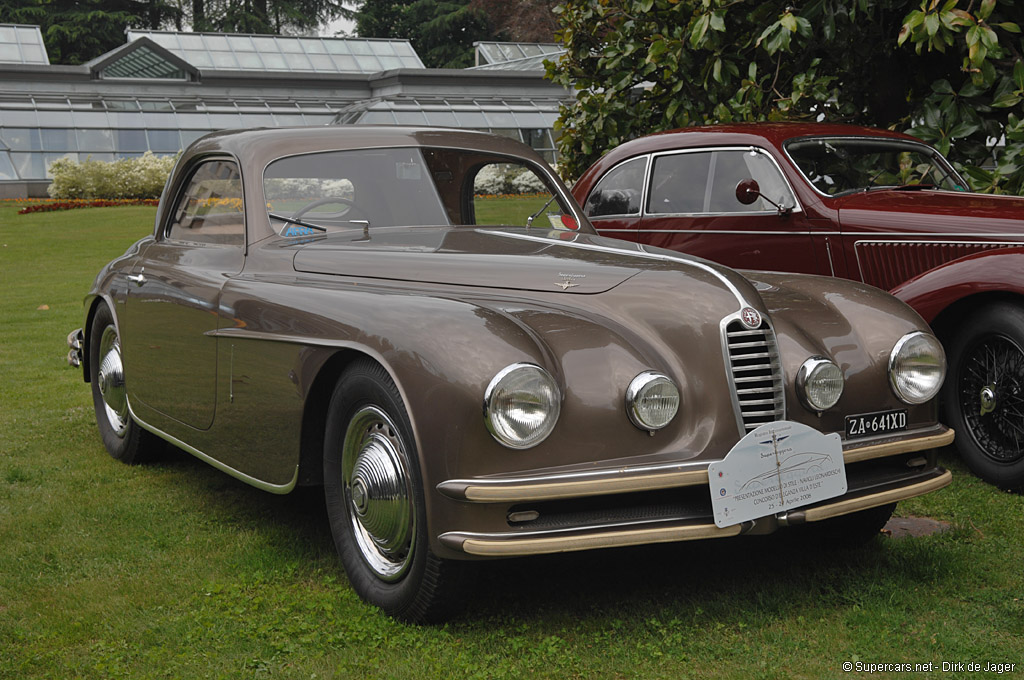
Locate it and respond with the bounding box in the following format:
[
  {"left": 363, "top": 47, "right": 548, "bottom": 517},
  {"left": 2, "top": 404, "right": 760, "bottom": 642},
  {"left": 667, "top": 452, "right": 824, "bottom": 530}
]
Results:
[{"left": 86, "top": 37, "right": 199, "bottom": 80}]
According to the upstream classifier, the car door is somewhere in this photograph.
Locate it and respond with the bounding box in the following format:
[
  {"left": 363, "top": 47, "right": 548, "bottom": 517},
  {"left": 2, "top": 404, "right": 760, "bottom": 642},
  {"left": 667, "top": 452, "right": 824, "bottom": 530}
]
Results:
[
  {"left": 635, "top": 147, "right": 824, "bottom": 274},
  {"left": 120, "top": 157, "right": 245, "bottom": 431},
  {"left": 583, "top": 155, "right": 648, "bottom": 243}
]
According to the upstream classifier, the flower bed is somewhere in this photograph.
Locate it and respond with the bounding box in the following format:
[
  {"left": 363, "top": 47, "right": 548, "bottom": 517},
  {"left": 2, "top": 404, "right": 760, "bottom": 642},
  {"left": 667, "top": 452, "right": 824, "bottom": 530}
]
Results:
[{"left": 7, "top": 198, "right": 160, "bottom": 215}]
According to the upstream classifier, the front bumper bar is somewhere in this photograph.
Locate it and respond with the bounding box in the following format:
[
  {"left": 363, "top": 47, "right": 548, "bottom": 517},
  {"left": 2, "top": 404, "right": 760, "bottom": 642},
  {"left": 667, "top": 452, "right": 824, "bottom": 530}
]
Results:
[{"left": 438, "top": 426, "right": 955, "bottom": 557}]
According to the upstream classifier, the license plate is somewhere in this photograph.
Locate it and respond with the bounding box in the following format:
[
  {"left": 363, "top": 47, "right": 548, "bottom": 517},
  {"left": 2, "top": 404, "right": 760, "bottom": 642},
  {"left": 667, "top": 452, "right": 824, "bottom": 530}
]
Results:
[{"left": 845, "top": 409, "right": 907, "bottom": 438}]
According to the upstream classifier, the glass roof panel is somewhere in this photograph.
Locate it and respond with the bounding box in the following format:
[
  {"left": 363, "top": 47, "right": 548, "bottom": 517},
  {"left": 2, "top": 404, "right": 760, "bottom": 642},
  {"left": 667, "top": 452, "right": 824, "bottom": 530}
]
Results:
[
  {"left": 0, "top": 24, "right": 49, "bottom": 65},
  {"left": 227, "top": 35, "right": 256, "bottom": 51},
  {"left": 127, "top": 30, "right": 423, "bottom": 72},
  {"left": 202, "top": 34, "right": 230, "bottom": 51},
  {"left": 100, "top": 43, "right": 189, "bottom": 79},
  {"left": 474, "top": 41, "right": 562, "bottom": 68}
]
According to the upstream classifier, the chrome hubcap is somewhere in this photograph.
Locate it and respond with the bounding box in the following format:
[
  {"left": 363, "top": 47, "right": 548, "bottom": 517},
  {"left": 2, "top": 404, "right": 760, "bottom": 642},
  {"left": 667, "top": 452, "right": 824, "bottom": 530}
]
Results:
[
  {"left": 979, "top": 385, "right": 997, "bottom": 416},
  {"left": 97, "top": 326, "right": 128, "bottom": 438},
  {"left": 342, "top": 406, "right": 414, "bottom": 581}
]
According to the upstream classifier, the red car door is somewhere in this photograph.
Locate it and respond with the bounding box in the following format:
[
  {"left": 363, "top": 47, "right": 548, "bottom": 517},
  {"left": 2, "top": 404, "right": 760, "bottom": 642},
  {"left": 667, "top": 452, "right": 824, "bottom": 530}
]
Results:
[{"left": 634, "top": 147, "right": 824, "bottom": 274}]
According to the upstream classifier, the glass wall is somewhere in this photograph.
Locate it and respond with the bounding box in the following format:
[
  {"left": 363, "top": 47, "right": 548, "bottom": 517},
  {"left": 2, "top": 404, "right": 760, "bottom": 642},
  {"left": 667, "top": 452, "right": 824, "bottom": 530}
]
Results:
[
  {"left": 0, "top": 95, "right": 350, "bottom": 180},
  {"left": 333, "top": 97, "right": 562, "bottom": 162}
]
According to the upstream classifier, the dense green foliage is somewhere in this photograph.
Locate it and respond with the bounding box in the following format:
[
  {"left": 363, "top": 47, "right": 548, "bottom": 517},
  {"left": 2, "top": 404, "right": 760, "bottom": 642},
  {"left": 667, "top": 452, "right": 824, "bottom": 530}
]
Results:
[
  {"left": 2, "top": 202, "right": 1023, "bottom": 677},
  {"left": 340, "top": 0, "right": 493, "bottom": 68},
  {"left": 547, "top": 0, "right": 1024, "bottom": 192}
]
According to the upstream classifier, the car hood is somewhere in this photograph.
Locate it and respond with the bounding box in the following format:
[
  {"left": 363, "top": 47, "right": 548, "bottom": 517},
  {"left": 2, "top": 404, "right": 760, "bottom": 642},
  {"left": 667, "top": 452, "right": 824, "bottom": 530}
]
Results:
[
  {"left": 290, "top": 226, "right": 754, "bottom": 297},
  {"left": 834, "top": 190, "right": 1024, "bottom": 235}
]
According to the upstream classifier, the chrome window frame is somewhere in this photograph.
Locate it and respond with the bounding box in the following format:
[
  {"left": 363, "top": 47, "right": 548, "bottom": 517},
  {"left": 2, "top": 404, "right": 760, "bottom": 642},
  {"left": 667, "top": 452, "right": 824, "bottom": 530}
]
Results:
[{"left": 644, "top": 146, "right": 803, "bottom": 217}]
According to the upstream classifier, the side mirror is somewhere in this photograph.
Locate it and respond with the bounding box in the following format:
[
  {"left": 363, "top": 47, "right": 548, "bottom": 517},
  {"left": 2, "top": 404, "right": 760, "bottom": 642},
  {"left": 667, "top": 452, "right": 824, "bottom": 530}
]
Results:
[
  {"left": 735, "top": 178, "right": 761, "bottom": 205},
  {"left": 734, "top": 177, "right": 792, "bottom": 216}
]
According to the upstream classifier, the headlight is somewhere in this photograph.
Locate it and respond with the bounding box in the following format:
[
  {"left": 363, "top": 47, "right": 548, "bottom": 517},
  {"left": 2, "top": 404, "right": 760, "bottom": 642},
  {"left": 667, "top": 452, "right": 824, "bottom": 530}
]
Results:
[
  {"left": 889, "top": 332, "right": 946, "bottom": 404},
  {"left": 625, "top": 371, "right": 680, "bottom": 432},
  {"left": 484, "top": 363, "right": 560, "bottom": 449},
  {"left": 797, "top": 357, "right": 844, "bottom": 412}
]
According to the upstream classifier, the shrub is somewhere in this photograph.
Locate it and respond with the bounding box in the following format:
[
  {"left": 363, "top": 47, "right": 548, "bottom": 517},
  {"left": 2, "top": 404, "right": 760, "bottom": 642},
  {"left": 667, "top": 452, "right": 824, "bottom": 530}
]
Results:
[
  {"left": 48, "top": 152, "right": 178, "bottom": 200},
  {"left": 511, "top": 168, "right": 547, "bottom": 194}
]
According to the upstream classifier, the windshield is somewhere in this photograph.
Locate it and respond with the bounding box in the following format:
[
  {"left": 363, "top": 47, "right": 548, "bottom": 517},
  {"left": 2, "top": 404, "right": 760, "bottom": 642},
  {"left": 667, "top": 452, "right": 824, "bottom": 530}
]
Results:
[
  {"left": 785, "top": 137, "right": 967, "bottom": 196},
  {"left": 264, "top": 147, "right": 580, "bottom": 236}
]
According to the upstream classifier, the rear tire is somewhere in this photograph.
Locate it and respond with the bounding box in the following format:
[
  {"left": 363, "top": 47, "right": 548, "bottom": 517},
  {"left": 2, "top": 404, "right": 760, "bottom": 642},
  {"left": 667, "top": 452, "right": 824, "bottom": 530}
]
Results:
[
  {"left": 942, "top": 303, "right": 1024, "bottom": 490},
  {"left": 323, "top": 359, "right": 473, "bottom": 622},
  {"left": 88, "top": 303, "right": 158, "bottom": 464}
]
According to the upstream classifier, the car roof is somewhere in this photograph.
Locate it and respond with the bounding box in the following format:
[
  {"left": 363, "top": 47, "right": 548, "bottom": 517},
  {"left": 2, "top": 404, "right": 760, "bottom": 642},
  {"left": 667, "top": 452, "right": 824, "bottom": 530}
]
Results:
[
  {"left": 577, "top": 122, "right": 926, "bottom": 183},
  {"left": 182, "top": 125, "right": 546, "bottom": 170}
]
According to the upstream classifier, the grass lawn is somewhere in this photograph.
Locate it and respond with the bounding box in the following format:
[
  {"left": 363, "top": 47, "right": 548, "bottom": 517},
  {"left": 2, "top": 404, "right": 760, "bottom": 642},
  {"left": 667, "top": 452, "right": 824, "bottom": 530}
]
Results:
[{"left": 1, "top": 202, "right": 1022, "bottom": 679}]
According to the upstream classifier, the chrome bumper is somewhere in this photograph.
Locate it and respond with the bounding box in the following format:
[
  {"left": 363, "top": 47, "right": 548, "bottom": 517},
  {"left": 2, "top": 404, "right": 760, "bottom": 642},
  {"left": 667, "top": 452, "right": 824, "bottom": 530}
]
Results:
[
  {"left": 437, "top": 426, "right": 955, "bottom": 557},
  {"left": 67, "top": 328, "right": 83, "bottom": 368}
]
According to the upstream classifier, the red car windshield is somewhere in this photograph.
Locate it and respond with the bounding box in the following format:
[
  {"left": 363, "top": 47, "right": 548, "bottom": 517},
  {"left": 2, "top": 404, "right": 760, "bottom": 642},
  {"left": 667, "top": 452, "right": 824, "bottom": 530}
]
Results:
[{"left": 785, "top": 137, "right": 968, "bottom": 196}]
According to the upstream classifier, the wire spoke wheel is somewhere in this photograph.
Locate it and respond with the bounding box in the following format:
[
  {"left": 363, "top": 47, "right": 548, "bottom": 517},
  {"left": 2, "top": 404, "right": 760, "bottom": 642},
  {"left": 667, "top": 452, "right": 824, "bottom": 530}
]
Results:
[{"left": 957, "top": 333, "right": 1024, "bottom": 465}]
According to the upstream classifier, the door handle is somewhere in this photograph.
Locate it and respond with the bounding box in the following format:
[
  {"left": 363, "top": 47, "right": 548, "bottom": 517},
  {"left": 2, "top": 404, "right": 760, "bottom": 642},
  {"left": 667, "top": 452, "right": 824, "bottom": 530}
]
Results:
[{"left": 126, "top": 274, "right": 147, "bottom": 286}]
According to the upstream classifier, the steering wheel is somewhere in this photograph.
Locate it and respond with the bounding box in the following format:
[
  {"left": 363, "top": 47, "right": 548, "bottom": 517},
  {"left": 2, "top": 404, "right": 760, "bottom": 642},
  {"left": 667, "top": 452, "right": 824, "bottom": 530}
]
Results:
[{"left": 292, "top": 197, "right": 368, "bottom": 223}]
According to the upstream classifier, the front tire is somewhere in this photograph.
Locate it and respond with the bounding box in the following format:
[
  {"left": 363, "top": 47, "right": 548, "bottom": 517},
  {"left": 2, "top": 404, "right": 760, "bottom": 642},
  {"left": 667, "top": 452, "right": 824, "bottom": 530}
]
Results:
[
  {"left": 88, "top": 302, "right": 157, "bottom": 464},
  {"left": 323, "top": 359, "right": 472, "bottom": 622},
  {"left": 943, "top": 303, "right": 1024, "bottom": 489}
]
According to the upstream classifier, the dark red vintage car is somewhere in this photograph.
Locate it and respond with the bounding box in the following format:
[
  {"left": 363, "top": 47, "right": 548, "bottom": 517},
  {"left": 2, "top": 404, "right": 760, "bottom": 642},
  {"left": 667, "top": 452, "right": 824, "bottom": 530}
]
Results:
[{"left": 573, "top": 123, "right": 1024, "bottom": 488}]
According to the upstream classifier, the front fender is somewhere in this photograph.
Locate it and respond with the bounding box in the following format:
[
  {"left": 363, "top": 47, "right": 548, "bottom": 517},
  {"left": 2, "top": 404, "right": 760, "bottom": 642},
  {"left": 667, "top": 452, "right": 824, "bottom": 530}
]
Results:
[{"left": 889, "top": 247, "right": 1024, "bottom": 323}]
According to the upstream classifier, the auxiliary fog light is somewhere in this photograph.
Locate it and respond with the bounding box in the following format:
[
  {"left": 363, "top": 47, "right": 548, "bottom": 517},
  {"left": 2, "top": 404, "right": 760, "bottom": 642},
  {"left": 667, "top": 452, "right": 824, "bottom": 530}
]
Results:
[
  {"left": 626, "top": 371, "right": 680, "bottom": 432},
  {"left": 797, "top": 356, "right": 844, "bottom": 412}
]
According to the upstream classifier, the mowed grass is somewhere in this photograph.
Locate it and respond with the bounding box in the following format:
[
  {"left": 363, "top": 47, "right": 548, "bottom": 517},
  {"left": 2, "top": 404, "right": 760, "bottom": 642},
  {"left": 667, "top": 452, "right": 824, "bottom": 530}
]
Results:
[{"left": 1, "top": 201, "right": 1023, "bottom": 679}]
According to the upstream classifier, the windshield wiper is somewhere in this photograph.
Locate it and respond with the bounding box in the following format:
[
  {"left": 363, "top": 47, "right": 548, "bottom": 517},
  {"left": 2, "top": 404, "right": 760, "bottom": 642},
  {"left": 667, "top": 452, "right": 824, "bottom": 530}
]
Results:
[
  {"left": 268, "top": 212, "right": 327, "bottom": 233},
  {"left": 526, "top": 194, "right": 558, "bottom": 228}
]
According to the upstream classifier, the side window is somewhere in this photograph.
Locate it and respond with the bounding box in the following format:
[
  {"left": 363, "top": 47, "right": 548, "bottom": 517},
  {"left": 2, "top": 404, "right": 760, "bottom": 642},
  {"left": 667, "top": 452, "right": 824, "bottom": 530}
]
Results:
[
  {"left": 648, "top": 149, "right": 795, "bottom": 215},
  {"left": 470, "top": 161, "right": 577, "bottom": 230},
  {"left": 708, "top": 150, "right": 795, "bottom": 213},
  {"left": 166, "top": 159, "right": 244, "bottom": 245},
  {"left": 585, "top": 156, "right": 647, "bottom": 217},
  {"left": 647, "top": 152, "right": 711, "bottom": 214}
]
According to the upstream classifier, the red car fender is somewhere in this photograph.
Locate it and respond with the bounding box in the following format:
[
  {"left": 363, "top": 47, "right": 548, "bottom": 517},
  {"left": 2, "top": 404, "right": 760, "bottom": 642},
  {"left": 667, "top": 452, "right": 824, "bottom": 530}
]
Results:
[{"left": 889, "top": 247, "right": 1024, "bottom": 324}]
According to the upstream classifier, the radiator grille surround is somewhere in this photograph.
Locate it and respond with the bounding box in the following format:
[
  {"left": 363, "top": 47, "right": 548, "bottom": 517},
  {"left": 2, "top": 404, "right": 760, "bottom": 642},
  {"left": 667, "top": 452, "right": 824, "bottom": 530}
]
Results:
[{"left": 722, "top": 314, "right": 786, "bottom": 435}]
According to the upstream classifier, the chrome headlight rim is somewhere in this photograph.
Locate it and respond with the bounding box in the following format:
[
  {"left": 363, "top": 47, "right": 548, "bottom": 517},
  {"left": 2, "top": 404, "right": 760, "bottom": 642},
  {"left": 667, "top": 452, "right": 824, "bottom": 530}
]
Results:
[
  {"left": 796, "top": 356, "right": 844, "bottom": 412},
  {"left": 625, "top": 370, "right": 680, "bottom": 432},
  {"left": 889, "top": 331, "right": 946, "bottom": 405},
  {"left": 483, "top": 362, "right": 561, "bottom": 450}
]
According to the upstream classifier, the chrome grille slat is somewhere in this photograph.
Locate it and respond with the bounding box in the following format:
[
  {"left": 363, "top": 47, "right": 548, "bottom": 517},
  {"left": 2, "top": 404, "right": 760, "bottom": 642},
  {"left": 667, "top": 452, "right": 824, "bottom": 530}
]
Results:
[{"left": 724, "top": 317, "right": 785, "bottom": 435}]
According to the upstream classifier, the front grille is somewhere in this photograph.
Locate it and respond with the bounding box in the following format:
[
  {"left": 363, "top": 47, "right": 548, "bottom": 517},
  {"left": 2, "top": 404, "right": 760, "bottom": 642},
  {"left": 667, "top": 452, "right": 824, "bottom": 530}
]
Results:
[{"left": 724, "top": 319, "right": 785, "bottom": 433}]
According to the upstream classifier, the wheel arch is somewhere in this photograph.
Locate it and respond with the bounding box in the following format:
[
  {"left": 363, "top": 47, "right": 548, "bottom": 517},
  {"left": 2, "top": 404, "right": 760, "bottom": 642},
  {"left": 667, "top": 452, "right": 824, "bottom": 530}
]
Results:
[
  {"left": 297, "top": 348, "right": 411, "bottom": 487},
  {"left": 82, "top": 293, "right": 116, "bottom": 384},
  {"left": 929, "top": 291, "right": 1024, "bottom": 345}
]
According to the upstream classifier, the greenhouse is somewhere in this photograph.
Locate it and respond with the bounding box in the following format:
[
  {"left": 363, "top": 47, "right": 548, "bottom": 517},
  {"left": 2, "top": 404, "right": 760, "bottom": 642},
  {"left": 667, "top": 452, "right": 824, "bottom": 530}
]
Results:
[{"left": 0, "top": 27, "right": 569, "bottom": 197}]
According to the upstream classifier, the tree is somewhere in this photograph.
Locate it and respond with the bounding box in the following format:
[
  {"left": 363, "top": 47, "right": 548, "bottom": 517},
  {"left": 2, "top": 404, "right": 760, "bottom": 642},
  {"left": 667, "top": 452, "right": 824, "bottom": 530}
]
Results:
[
  {"left": 340, "top": 0, "right": 496, "bottom": 68},
  {"left": 469, "top": 0, "right": 559, "bottom": 43},
  {"left": 546, "top": 0, "right": 1024, "bottom": 192},
  {"left": 0, "top": 0, "right": 180, "bottom": 64}
]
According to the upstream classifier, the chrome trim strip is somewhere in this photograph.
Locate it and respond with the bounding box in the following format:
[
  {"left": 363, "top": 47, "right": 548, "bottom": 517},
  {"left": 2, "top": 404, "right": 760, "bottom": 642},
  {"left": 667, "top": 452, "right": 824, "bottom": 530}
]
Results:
[
  {"left": 438, "top": 427, "right": 954, "bottom": 502},
  {"left": 486, "top": 230, "right": 752, "bottom": 309},
  {"left": 801, "top": 470, "right": 952, "bottom": 522},
  {"left": 447, "top": 522, "right": 743, "bottom": 557},
  {"left": 129, "top": 405, "right": 299, "bottom": 494}
]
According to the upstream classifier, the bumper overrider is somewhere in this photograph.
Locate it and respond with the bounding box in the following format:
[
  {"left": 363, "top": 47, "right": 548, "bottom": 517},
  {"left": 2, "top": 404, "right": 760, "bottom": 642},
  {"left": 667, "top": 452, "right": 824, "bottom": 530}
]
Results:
[
  {"left": 67, "top": 328, "right": 84, "bottom": 369},
  {"left": 437, "top": 425, "right": 954, "bottom": 557}
]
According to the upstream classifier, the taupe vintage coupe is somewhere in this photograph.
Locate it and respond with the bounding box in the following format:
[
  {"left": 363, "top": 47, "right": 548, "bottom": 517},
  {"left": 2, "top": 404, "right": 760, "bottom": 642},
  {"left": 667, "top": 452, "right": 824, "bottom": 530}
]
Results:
[{"left": 68, "top": 127, "right": 952, "bottom": 622}]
